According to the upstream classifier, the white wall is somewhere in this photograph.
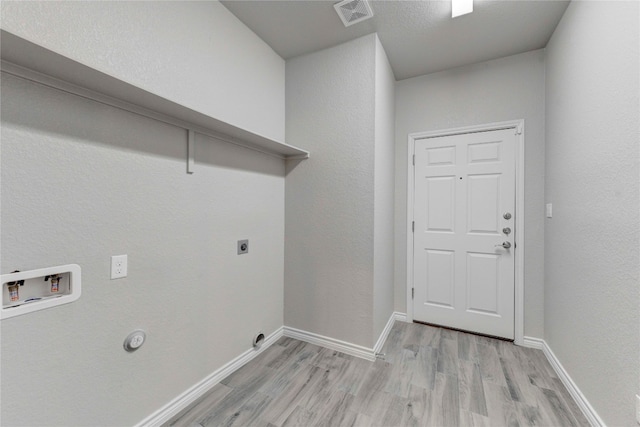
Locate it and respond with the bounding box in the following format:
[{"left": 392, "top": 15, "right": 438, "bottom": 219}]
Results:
[
  {"left": 285, "top": 35, "right": 377, "bottom": 348},
  {"left": 0, "top": 0, "right": 285, "bottom": 143},
  {"left": 373, "top": 36, "right": 396, "bottom": 341},
  {"left": 544, "top": 1, "right": 639, "bottom": 425},
  {"left": 0, "top": 2, "right": 288, "bottom": 425},
  {"left": 394, "top": 50, "right": 546, "bottom": 338},
  {"left": 0, "top": 73, "right": 285, "bottom": 426},
  {"left": 284, "top": 34, "right": 395, "bottom": 348}
]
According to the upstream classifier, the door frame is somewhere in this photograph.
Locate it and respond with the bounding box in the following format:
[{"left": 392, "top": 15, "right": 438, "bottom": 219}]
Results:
[{"left": 406, "top": 120, "right": 525, "bottom": 345}]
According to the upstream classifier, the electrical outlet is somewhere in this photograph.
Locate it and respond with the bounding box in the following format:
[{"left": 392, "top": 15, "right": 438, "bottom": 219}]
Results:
[
  {"left": 636, "top": 394, "right": 640, "bottom": 424},
  {"left": 546, "top": 203, "right": 553, "bottom": 218},
  {"left": 111, "top": 255, "right": 128, "bottom": 279},
  {"left": 237, "top": 240, "right": 249, "bottom": 255}
]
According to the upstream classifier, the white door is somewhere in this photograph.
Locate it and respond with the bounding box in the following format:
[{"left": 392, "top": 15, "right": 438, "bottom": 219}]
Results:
[{"left": 412, "top": 129, "right": 516, "bottom": 339}]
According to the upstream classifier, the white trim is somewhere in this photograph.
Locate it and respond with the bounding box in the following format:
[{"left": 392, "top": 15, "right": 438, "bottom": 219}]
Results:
[
  {"left": 135, "top": 327, "right": 284, "bottom": 427},
  {"left": 406, "top": 120, "right": 525, "bottom": 345},
  {"left": 393, "top": 312, "right": 408, "bottom": 323},
  {"left": 521, "top": 336, "right": 544, "bottom": 350},
  {"left": 541, "top": 341, "right": 605, "bottom": 427},
  {"left": 285, "top": 312, "right": 404, "bottom": 362},
  {"left": 373, "top": 312, "right": 397, "bottom": 354},
  {"left": 513, "top": 121, "right": 526, "bottom": 346},
  {"left": 520, "top": 337, "right": 605, "bottom": 427},
  {"left": 137, "top": 319, "right": 406, "bottom": 426},
  {"left": 406, "top": 135, "right": 415, "bottom": 323},
  {"left": 283, "top": 326, "right": 376, "bottom": 361}
]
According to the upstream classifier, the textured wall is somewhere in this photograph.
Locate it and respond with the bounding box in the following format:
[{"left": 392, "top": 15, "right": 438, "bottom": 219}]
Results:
[
  {"left": 0, "top": 0, "right": 285, "bottom": 143},
  {"left": 285, "top": 35, "right": 377, "bottom": 348},
  {"left": 373, "top": 36, "right": 396, "bottom": 341},
  {"left": 1, "top": 73, "right": 285, "bottom": 425},
  {"left": 394, "top": 50, "right": 546, "bottom": 338},
  {"left": 544, "top": 1, "right": 639, "bottom": 425}
]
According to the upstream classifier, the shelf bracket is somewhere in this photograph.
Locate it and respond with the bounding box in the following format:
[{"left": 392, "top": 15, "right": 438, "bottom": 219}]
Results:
[{"left": 187, "top": 129, "right": 195, "bottom": 174}]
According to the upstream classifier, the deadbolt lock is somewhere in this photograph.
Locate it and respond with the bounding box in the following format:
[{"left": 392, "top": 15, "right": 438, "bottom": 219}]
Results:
[
  {"left": 503, "top": 227, "right": 511, "bottom": 235},
  {"left": 503, "top": 212, "right": 512, "bottom": 220}
]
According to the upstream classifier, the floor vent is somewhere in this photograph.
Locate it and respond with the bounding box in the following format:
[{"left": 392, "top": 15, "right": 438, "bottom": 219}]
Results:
[{"left": 334, "top": 0, "right": 374, "bottom": 27}]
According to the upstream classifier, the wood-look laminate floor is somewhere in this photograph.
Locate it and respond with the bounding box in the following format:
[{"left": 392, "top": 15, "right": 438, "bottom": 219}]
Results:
[{"left": 168, "top": 321, "right": 589, "bottom": 427}]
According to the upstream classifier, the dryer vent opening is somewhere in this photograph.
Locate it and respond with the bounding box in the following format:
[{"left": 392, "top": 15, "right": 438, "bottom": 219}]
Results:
[{"left": 253, "top": 332, "right": 265, "bottom": 348}]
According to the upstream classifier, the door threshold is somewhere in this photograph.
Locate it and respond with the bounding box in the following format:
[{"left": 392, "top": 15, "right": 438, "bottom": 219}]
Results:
[{"left": 412, "top": 320, "right": 514, "bottom": 343}]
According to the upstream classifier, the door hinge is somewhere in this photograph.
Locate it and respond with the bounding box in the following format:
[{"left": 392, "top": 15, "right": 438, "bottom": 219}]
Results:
[
  {"left": 412, "top": 288, "right": 414, "bottom": 299},
  {"left": 412, "top": 154, "right": 415, "bottom": 166},
  {"left": 412, "top": 221, "right": 415, "bottom": 232}
]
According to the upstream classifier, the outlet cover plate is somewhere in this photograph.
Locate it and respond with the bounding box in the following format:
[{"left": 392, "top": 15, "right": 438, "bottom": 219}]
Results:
[
  {"left": 237, "top": 240, "right": 249, "bottom": 255},
  {"left": 111, "top": 255, "right": 128, "bottom": 279}
]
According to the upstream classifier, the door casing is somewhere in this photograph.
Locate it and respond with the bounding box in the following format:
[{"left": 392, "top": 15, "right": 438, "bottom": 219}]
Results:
[{"left": 406, "top": 120, "right": 525, "bottom": 345}]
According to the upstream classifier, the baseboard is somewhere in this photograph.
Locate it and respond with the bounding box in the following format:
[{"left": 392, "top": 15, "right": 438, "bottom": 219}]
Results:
[
  {"left": 373, "top": 312, "right": 398, "bottom": 354},
  {"left": 283, "top": 326, "right": 376, "bottom": 361},
  {"left": 284, "top": 312, "right": 403, "bottom": 362},
  {"left": 520, "top": 336, "right": 605, "bottom": 427},
  {"left": 521, "top": 335, "right": 545, "bottom": 350},
  {"left": 393, "top": 311, "right": 408, "bottom": 323},
  {"left": 135, "top": 326, "right": 284, "bottom": 427},
  {"left": 137, "top": 316, "right": 405, "bottom": 426}
]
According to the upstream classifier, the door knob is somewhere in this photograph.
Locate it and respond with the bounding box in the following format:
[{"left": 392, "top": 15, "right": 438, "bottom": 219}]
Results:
[
  {"left": 495, "top": 241, "right": 511, "bottom": 249},
  {"left": 503, "top": 212, "right": 512, "bottom": 220}
]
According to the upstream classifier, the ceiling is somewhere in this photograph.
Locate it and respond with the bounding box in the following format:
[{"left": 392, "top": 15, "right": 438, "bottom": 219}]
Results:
[{"left": 220, "top": 0, "right": 570, "bottom": 81}]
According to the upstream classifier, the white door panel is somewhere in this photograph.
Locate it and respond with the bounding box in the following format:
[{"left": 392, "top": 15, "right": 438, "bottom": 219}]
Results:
[
  {"left": 426, "top": 176, "right": 456, "bottom": 232},
  {"left": 413, "top": 129, "right": 516, "bottom": 339},
  {"left": 424, "top": 249, "right": 455, "bottom": 308},
  {"left": 466, "top": 252, "right": 500, "bottom": 314},
  {"left": 467, "top": 174, "right": 501, "bottom": 234}
]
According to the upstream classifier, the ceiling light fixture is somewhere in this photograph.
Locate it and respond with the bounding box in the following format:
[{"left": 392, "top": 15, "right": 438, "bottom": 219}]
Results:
[{"left": 452, "top": 0, "right": 473, "bottom": 18}]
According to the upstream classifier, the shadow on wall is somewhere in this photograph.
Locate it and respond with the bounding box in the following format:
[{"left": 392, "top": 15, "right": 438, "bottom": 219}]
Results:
[
  {"left": 1, "top": 72, "right": 285, "bottom": 177},
  {"left": 285, "top": 158, "right": 307, "bottom": 175}
]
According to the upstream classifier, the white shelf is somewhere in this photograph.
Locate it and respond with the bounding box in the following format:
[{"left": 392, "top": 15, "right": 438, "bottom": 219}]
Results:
[
  {"left": 1, "top": 264, "right": 81, "bottom": 320},
  {"left": 0, "top": 29, "right": 309, "bottom": 160}
]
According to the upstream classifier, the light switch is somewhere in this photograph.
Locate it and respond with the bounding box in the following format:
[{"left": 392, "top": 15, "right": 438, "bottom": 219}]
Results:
[{"left": 546, "top": 203, "right": 553, "bottom": 218}]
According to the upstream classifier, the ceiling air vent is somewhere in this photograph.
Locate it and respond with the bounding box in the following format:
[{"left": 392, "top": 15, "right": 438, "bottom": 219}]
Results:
[{"left": 334, "top": 0, "right": 374, "bottom": 27}]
